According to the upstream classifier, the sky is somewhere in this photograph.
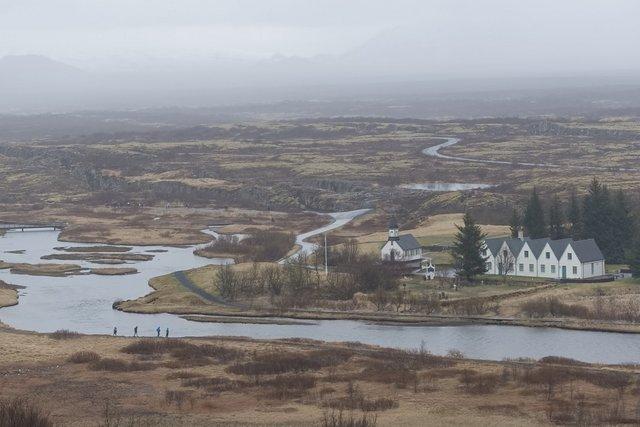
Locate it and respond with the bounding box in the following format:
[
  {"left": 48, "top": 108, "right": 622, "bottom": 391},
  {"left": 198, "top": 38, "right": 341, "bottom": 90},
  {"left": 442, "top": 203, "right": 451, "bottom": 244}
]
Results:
[
  {"left": 1, "top": 0, "right": 639, "bottom": 73},
  {"left": 1, "top": 0, "right": 640, "bottom": 112}
]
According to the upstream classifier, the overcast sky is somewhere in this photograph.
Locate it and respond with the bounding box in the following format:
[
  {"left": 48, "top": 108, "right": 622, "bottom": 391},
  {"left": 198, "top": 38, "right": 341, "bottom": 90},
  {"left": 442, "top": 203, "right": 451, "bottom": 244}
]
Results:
[{"left": 1, "top": 0, "right": 640, "bottom": 74}]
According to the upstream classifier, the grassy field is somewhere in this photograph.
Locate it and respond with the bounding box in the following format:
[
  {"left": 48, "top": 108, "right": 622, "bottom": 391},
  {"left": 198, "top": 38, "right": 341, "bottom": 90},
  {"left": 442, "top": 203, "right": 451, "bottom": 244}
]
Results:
[{"left": 1, "top": 326, "right": 640, "bottom": 426}]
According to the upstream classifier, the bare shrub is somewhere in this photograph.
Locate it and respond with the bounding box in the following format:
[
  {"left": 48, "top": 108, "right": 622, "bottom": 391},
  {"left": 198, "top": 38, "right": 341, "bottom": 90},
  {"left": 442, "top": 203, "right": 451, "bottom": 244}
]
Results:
[
  {"left": 321, "top": 410, "right": 377, "bottom": 427},
  {"left": 459, "top": 370, "right": 500, "bottom": 394},
  {"left": 263, "top": 374, "right": 317, "bottom": 399},
  {"left": 164, "top": 390, "right": 195, "bottom": 409},
  {"left": 67, "top": 351, "right": 101, "bottom": 364},
  {"left": 49, "top": 329, "right": 81, "bottom": 340},
  {"left": 228, "top": 349, "right": 349, "bottom": 376},
  {"left": 164, "top": 371, "right": 204, "bottom": 380},
  {"left": 0, "top": 399, "right": 53, "bottom": 427},
  {"left": 90, "top": 358, "right": 156, "bottom": 372},
  {"left": 521, "top": 297, "right": 589, "bottom": 318},
  {"left": 182, "top": 376, "right": 248, "bottom": 394}
]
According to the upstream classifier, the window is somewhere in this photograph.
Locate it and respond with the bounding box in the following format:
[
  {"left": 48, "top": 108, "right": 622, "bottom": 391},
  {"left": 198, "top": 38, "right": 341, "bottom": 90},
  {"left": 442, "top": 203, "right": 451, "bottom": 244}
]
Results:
[
  {"left": 529, "top": 264, "right": 534, "bottom": 272},
  {"left": 573, "top": 266, "right": 578, "bottom": 275},
  {"left": 486, "top": 262, "right": 492, "bottom": 271},
  {"left": 524, "top": 250, "right": 529, "bottom": 258},
  {"left": 567, "top": 252, "right": 573, "bottom": 260},
  {"left": 591, "top": 263, "right": 595, "bottom": 274},
  {"left": 519, "top": 263, "right": 524, "bottom": 272},
  {"left": 545, "top": 251, "right": 550, "bottom": 259},
  {"left": 541, "top": 264, "right": 546, "bottom": 273},
  {"left": 482, "top": 249, "right": 487, "bottom": 256},
  {"left": 551, "top": 265, "right": 556, "bottom": 273},
  {"left": 503, "top": 250, "right": 508, "bottom": 258}
]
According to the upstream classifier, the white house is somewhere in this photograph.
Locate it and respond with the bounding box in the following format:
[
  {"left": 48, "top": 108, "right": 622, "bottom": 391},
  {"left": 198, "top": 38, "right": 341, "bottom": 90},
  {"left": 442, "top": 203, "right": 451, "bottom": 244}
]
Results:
[
  {"left": 482, "top": 234, "right": 605, "bottom": 280},
  {"left": 380, "top": 218, "right": 423, "bottom": 269}
]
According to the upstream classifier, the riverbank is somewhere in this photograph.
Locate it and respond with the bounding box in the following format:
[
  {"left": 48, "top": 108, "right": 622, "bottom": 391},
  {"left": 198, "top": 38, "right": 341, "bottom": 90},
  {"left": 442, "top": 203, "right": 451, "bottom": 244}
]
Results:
[
  {"left": 1, "top": 324, "right": 640, "bottom": 426},
  {"left": 0, "top": 281, "right": 20, "bottom": 308},
  {"left": 115, "top": 263, "right": 640, "bottom": 335}
]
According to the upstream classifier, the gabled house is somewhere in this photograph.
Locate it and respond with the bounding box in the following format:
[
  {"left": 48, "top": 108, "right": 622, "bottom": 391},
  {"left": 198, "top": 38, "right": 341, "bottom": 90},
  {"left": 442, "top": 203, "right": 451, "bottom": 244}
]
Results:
[
  {"left": 482, "top": 234, "right": 605, "bottom": 280},
  {"left": 381, "top": 218, "right": 423, "bottom": 269}
]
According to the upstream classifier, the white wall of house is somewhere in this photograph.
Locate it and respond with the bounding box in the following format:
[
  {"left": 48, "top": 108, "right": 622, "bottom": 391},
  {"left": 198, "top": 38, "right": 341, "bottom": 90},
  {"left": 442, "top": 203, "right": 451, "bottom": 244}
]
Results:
[
  {"left": 496, "top": 242, "right": 516, "bottom": 275},
  {"left": 536, "top": 243, "right": 560, "bottom": 279},
  {"left": 557, "top": 244, "right": 583, "bottom": 279},
  {"left": 581, "top": 260, "right": 605, "bottom": 278},
  {"left": 381, "top": 241, "right": 404, "bottom": 261},
  {"left": 515, "top": 242, "right": 539, "bottom": 277},
  {"left": 482, "top": 246, "right": 496, "bottom": 275}
]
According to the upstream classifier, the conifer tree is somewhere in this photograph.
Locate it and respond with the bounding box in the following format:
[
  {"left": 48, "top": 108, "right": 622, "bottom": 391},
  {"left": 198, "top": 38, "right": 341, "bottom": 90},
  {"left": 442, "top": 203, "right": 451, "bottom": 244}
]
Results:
[
  {"left": 509, "top": 208, "right": 521, "bottom": 238},
  {"left": 451, "top": 213, "right": 488, "bottom": 281},
  {"left": 567, "top": 189, "right": 583, "bottom": 239},
  {"left": 583, "top": 178, "right": 615, "bottom": 260},
  {"left": 548, "top": 195, "right": 565, "bottom": 240},
  {"left": 610, "top": 190, "right": 634, "bottom": 263},
  {"left": 523, "top": 187, "right": 546, "bottom": 238}
]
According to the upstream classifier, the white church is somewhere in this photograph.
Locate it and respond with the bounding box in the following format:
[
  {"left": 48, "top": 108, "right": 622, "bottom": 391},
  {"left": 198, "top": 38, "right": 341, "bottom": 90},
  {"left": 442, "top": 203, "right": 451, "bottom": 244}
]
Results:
[{"left": 380, "top": 218, "right": 424, "bottom": 269}]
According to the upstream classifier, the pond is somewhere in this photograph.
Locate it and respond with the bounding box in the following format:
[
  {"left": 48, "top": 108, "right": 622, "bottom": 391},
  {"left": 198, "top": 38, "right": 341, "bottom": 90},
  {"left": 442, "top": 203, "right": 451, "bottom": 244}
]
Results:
[{"left": 1, "top": 213, "right": 640, "bottom": 364}]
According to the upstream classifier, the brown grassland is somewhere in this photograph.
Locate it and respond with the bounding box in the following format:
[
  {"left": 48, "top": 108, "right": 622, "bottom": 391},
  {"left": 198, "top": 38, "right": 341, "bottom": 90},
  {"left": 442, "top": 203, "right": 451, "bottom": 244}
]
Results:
[{"left": 2, "top": 325, "right": 640, "bottom": 426}]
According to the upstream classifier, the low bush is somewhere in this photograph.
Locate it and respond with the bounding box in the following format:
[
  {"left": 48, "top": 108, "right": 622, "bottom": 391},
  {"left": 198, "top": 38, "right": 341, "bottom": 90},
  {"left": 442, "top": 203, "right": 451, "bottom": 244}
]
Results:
[
  {"left": 165, "top": 371, "right": 204, "bottom": 380},
  {"left": 321, "top": 410, "right": 377, "bottom": 427},
  {"left": 459, "top": 370, "right": 500, "bottom": 394},
  {"left": 89, "top": 358, "right": 156, "bottom": 372},
  {"left": 164, "top": 390, "right": 195, "bottom": 409},
  {"left": 67, "top": 351, "right": 101, "bottom": 364},
  {"left": 182, "top": 376, "right": 248, "bottom": 393},
  {"left": 228, "top": 349, "right": 349, "bottom": 376},
  {"left": 49, "top": 329, "right": 81, "bottom": 340},
  {"left": 264, "top": 374, "right": 317, "bottom": 399},
  {"left": 521, "top": 297, "right": 589, "bottom": 318},
  {"left": 0, "top": 399, "right": 53, "bottom": 427}
]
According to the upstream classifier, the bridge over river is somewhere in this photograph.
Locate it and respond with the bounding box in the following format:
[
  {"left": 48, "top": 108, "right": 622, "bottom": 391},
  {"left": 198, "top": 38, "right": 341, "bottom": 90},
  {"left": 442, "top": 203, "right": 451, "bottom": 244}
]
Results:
[{"left": 0, "top": 222, "right": 66, "bottom": 231}]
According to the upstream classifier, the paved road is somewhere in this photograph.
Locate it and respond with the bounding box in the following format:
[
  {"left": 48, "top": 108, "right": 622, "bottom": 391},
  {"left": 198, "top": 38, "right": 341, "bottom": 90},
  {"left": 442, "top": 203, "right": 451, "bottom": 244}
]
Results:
[
  {"left": 423, "top": 137, "right": 640, "bottom": 172},
  {"left": 172, "top": 270, "right": 241, "bottom": 307}
]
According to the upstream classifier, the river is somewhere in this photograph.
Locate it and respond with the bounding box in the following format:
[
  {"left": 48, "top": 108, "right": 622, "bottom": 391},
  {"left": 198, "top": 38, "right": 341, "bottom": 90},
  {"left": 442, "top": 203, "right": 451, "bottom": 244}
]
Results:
[{"left": 1, "top": 212, "right": 640, "bottom": 364}]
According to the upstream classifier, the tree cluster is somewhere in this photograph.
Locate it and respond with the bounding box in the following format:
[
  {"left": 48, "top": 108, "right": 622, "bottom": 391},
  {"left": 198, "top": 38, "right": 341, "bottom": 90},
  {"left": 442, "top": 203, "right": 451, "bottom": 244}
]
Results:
[{"left": 511, "top": 178, "right": 637, "bottom": 266}]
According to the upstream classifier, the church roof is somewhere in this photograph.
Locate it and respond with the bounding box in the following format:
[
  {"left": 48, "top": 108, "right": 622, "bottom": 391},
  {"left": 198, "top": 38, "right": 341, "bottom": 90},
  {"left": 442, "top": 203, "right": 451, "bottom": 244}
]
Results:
[{"left": 396, "top": 234, "right": 421, "bottom": 251}]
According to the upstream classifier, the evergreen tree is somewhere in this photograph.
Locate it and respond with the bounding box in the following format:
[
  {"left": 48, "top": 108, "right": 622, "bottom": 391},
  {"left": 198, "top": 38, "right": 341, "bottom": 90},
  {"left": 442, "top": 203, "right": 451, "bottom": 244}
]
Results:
[
  {"left": 509, "top": 207, "right": 521, "bottom": 238},
  {"left": 451, "top": 213, "right": 488, "bottom": 281},
  {"left": 567, "top": 189, "right": 583, "bottom": 239},
  {"left": 583, "top": 178, "right": 615, "bottom": 260},
  {"left": 548, "top": 195, "right": 565, "bottom": 240},
  {"left": 610, "top": 190, "right": 634, "bottom": 263},
  {"left": 627, "top": 239, "right": 640, "bottom": 278},
  {"left": 523, "top": 187, "right": 546, "bottom": 238}
]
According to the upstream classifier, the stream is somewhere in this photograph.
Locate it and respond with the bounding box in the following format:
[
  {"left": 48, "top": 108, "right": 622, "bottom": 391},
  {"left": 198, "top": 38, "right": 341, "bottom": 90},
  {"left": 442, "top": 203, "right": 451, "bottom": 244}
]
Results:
[{"left": 1, "top": 211, "right": 640, "bottom": 363}]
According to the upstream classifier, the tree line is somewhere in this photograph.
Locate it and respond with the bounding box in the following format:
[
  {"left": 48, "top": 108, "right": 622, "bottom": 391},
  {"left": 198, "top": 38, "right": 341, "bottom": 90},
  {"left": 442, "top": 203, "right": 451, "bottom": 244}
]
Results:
[{"left": 509, "top": 178, "right": 635, "bottom": 264}]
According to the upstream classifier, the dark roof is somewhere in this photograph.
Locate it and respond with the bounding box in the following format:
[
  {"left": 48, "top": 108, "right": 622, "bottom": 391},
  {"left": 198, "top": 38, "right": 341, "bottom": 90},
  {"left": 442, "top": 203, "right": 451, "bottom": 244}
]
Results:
[
  {"left": 572, "top": 239, "right": 604, "bottom": 263},
  {"left": 525, "top": 238, "right": 551, "bottom": 258},
  {"left": 483, "top": 238, "right": 503, "bottom": 256},
  {"left": 396, "top": 234, "right": 421, "bottom": 251},
  {"left": 549, "top": 238, "right": 573, "bottom": 259},
  {"left": 482, "top": 236, "right": 604, "bottom": 262},
  {"left": 505, "top": 238, "right": 525, "bottom": 257}
]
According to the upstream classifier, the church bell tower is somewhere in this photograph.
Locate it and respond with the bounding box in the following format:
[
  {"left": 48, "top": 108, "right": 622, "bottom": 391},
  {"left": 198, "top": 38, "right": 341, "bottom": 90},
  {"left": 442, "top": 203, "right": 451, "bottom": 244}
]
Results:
[{"left": 388, "top": 217, "right": 399, "bottom": 241}]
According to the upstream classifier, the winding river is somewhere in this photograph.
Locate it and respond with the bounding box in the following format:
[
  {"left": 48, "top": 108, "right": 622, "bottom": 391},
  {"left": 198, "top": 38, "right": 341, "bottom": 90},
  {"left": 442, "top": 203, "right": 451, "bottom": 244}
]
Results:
[{"left": 2, "top": 210, "right": 640, "bottom": 364}]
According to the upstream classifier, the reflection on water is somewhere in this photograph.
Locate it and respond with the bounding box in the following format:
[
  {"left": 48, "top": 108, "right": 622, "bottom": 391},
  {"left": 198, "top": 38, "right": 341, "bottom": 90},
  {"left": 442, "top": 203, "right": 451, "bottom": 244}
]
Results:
[{"left": 2, "top": 225, "right": 640, "bottom": 363}]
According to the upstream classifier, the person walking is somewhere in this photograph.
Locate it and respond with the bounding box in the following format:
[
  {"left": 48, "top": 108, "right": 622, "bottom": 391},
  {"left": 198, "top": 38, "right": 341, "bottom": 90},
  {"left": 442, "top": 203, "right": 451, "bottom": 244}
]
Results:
[
  {"left": 113, "top": 326, "right": 117, "bottom": 336},
  {"left": 156, "top": 326, "right": 161, "bottom": 337},
  {"left": 165, "top": 328, "right": 169, "bottom": 338},
  {"left": 133, "top": 326, "right": 138, "bottom": 337}
]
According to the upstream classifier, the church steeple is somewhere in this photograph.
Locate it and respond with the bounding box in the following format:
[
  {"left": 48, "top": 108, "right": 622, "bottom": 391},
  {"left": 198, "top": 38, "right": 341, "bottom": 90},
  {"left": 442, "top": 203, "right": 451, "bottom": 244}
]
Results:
[{"left": 388, "top": 217, "right": 399, "bottom": 241}]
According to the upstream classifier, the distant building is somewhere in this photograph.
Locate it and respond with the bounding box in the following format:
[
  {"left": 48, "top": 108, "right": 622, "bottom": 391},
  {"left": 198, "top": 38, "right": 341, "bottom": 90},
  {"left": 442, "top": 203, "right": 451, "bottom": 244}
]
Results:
[
  {"left": 380, "top": 218, "right": 423, "bottom": 269},
  {"left": 482, "top": 231, "right": 605, "bottom": 280}
]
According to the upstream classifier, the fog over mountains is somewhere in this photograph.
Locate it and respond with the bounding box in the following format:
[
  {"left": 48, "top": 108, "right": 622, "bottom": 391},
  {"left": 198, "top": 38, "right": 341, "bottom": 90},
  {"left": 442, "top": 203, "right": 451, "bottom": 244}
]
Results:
[{"left": 1, "top": 0, "right": 640, "bottom": 113}]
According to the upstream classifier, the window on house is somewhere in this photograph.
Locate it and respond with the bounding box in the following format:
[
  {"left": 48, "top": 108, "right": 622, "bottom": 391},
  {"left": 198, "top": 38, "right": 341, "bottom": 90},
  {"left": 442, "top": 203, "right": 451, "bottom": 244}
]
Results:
[
  {"left": 503, "top": 250, "right": 507, "bottom": 258},
  {"left": 524, "top": 250, "right": 529, "bottom": 258},
  {"left": 591, "top": 263, "right": 595, "bottom": 274},
  {"left": 482, "top": 249, "right": 487, "bottom": 256},
  {"left": 573, "top": 266, "right": 578, "bottom": 275},
  {"left": 567, "top": 252, "right": 572, "bottom": 260},
  {"left": 519, "top": 264, "right": 524, "bottom": 272},
  {"left": 546, "top": 252, "right": 550, "bottom": 259},
  {"left": 551, "top": 265, "right": 556, "bottom": 273},
  {"left": 529, "top": 264, "right": 534, "bottom": 272},
  {"left": 486, "top": 262, "right": 492, "bottom": 271},
  {"left": 541, "top": 264, "right": 546, "bottom": 273}
]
